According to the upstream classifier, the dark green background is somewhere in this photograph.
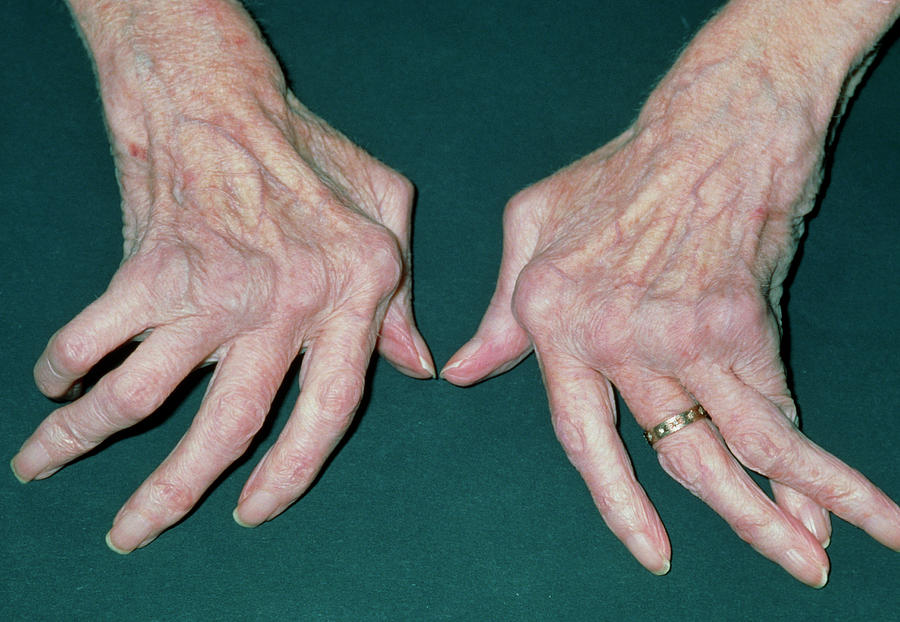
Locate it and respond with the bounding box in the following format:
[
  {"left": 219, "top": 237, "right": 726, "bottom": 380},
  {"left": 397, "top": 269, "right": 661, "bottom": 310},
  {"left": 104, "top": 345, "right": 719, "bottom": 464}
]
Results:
[{"left": 1, "top": 1, "right": 897, "bottom": 620}]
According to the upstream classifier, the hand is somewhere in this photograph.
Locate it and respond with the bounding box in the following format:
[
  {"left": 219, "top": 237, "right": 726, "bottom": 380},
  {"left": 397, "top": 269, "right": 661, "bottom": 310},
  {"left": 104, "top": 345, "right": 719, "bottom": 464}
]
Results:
[
  {"left": 442, "top": 0, "right": 900, "bottom": 585},
  {"left": 12, "top": 0, "right": 433, "bottom": 553}
]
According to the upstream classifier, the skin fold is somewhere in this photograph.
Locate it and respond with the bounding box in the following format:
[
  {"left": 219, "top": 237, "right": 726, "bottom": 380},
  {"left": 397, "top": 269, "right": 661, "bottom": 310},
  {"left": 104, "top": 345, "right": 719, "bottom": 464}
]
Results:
[
  {"left": 443, "top": 0, "right": 900, "bottom": 586},
  {"left": 10, "top": 0, "right": 900, "bottom": 587}
]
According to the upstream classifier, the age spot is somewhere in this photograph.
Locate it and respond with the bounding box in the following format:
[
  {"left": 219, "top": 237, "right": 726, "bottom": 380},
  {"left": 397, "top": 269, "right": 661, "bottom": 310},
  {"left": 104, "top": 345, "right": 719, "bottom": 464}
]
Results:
[{"left": 128, "top": 143, "right": 148, "bottom": 161}]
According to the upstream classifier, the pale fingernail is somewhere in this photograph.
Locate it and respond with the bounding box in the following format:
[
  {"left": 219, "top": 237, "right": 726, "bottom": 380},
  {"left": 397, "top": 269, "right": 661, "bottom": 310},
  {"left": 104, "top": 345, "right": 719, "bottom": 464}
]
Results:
[
  {"left": 107, "top": 512, "right": 153, "bottom": 554},
  {"left": 12, "top": 442, "right": 51, "bottom": 482},
  {"left": 798, "top": 505, "right": 831, "bottom": 547},
  {"left": 626, "top": 533, "right": 670, "bottom": 576},
  {"left": 785, "top": 549, "right": 828, "bottom": 588},
  {"left": 234, "top": 490, "right": 279, "bottom": 527},
  {"left": 418, "top": 353, "right": 436, "bottom": 378},
  {"left": 10, "top": 458, "right": 29, "bottom": 484}
]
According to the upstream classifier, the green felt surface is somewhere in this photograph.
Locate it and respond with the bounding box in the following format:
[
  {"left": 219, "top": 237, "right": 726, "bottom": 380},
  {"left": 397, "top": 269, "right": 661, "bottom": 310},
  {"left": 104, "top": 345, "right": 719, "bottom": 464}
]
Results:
[{"left": 1, "top": 1, "right": 898, "bottom": 620}]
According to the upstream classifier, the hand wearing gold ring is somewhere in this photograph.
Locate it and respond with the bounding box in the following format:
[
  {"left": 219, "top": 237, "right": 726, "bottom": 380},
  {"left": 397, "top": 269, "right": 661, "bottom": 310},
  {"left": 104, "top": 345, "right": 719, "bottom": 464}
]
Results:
[{"left": 442, "top": 0, "right": 900, "bottom": 587}]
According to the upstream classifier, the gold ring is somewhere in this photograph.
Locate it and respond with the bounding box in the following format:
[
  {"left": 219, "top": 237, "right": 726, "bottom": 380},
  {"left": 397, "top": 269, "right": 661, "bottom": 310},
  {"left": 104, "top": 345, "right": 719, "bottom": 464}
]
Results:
[{"left": 644, "top": 404, "right": 708, "bottom": 447}]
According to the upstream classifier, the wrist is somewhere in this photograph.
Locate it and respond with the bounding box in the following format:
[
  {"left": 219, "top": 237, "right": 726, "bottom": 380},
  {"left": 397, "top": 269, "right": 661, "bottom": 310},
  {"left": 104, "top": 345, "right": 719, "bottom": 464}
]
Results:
[
  {"left": 640, "top": 0, "right": 898, "bottom": 137},
  {"left": 66, "top": 0, "right": 286, "bottom": 147}
]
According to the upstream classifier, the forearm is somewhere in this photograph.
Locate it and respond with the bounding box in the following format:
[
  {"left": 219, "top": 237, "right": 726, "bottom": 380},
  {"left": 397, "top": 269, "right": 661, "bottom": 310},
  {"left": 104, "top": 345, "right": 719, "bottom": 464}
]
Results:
[
  {"left": 641, "top": 0, "right": 899, "bottom": 134},
  {"left": 65, "top": 0, "right": 285, "bottom": 148}
]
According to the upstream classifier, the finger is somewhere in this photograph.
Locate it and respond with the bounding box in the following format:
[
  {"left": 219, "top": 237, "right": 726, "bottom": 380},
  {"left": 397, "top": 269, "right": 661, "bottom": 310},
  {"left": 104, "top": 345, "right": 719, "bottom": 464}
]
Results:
[
  {"left": 377, "top": 283, "right": 435, "bottom": 379},
  {"left": 730, "top": 346, "right": 832, "bottom": 546},
  {"left": 687, "top": 366, "right": 900, "bottom": 551},
  {"left": 441, "top": 190, "right": 542, "bottom": 385},
  {"left": 233, "top": 313, "right": 376, "bottom": 526},
  {"left": 12, "top": 321, "right": 217, "bottom": 483},
  {"left": 538, "top": 347, "right": 670, "bottom": 575},
  {"left": 618, "top": 373, "right": 830, "bottom": 587},
  {"left": 33, "top": 281, "right": 152, "bottom": 398},
  {"left": 105, "top": 332, "right": 292, "bottom": 553},
  {"left": 772, "top": 482, "right": 832, "bottom": 548}
]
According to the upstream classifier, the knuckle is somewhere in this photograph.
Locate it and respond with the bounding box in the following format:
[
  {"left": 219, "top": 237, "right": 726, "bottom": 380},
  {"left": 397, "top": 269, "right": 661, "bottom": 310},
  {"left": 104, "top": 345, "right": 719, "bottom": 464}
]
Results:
[
  {"left": 51, "top": 328, "right": 95, "bottom": 373},
  {"left": 147, "top": 478, "right": 196, "bottom": 517},
  {"left": 314, "top": 373, "right": 365, "bottom": 429},
  {"left": 511, "top": 259, "right": 567, "bottom": 332},
  {"left": 357, "top": 226, "right": 403, "bottom": 294},
  {"left": 656, "top": 440, "right": 713, "bottom": 500},
  {"left": 205, "top": 392, "right": 268, "bottom": 452},
  {"left": 43, "top": 413, "right": 91, "bottom": 458},
  {"left": 723, "top": 420, "right": 795, "bottom": 478},
  {"left": 730, "top": 510, "right": 773, "bottom": 545},
  {"left": 270, "top": 449, "right": 320, "bottom": 491},
  {"left": 105, "top": 369, "right": 162, "bottom": 420},
  {"left": 551, "top": 409, "right": 587, "bottom": 459},
  {"left": 592, "top": 480, "right": 635, "bottom": 518},
  {"left": 383, "top": 173, "right": 415, "bottom": 207}
]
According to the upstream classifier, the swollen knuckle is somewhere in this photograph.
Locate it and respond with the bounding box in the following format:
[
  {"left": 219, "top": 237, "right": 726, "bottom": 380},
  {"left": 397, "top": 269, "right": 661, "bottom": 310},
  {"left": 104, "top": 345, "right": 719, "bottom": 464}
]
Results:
[
  {"left": 552, "top": 409, "right": 587, "bottom": 458},
  {"left": 656, "top": 442, "right": 709, "bottom": 499},
  {"left": 511, "top": 260, "right": 566, "bottom": 331},
  {"left": 315, "top": 373, "right": 365, "bottom": 427},
  {"left": 53, "top": 330, "right": 95, "bottom": 372},
  {"left": 206, "top": 392, "right": 268, "bottom": 451},
  {"left": 106, "top": 370, "right": 161, "bottom": 419},
  {"left": 358, "top": 227, "right": 403, "bottom": 293},
  {"left": 724, "top": 423, "right": 794, "bottom": 478},
  {"left": 44, "top": 415, "right": 90, "bottom": 457},
  {"left": 272, "top": 450, "right": 319, "bottom": 489},
  {"left": 147, "top": 478, "right": 195, "bottom": 517},
  {"left": 383, "top": 173, "right": 414, "bottom": 207}
]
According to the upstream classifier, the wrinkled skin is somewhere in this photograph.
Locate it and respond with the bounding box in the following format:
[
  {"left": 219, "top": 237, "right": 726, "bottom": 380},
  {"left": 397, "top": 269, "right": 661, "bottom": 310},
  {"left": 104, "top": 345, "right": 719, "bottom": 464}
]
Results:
[
  {"left": 12, "top": 1, "right": 434, "bottom": 553},
  {"left": 442, "top": 7, "right": 900, "bottom": 586}
]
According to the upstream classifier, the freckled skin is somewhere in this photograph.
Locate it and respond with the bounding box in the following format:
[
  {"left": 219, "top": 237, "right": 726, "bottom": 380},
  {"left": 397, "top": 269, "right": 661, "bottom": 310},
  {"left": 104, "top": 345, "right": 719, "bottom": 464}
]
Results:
[
  {"left": 443, "top": 0, "right": 900, "bottom": 585},
  {"left": 13, "top": 0, "right": 435, "bottom": 554}
]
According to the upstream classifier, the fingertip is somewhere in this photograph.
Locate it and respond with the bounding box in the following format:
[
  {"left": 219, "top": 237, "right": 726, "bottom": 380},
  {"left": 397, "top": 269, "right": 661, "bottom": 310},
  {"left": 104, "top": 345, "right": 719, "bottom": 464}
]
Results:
[
  {"left": 12, "top": 441, "right": 53, "bottom": 482},
  {"left": 625, "top": 532, "right": 671, "bottom": 576},
  {"left": 812, "top": 566, "right": 830, "bottom": 589},
  {"left": 105, "top": 531, "right": 132, "bottom": 555},
  {"left": 232, "top": 507, "right": 256, "bottom": 529},
  {"left": 10, "top": 457, "right": 30, "bottom": 484},
  {"left": 653, "top": 558, "right": 672, "bottom": 577},
  {"left": 233, "top": 490, "right": 279, "bottom": 528},
  {"left": 417, "top": 352, "right": 436, "bottom": 379}
]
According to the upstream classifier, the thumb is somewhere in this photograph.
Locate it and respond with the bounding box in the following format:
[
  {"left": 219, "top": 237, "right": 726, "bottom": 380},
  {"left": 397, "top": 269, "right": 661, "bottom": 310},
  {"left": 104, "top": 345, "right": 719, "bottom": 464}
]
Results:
[
  {"left": 377, "top": 278, "right": 435, "bottom": 379},
  {"left": 441, "top": 188, "right": 545, "bottom": 386}
]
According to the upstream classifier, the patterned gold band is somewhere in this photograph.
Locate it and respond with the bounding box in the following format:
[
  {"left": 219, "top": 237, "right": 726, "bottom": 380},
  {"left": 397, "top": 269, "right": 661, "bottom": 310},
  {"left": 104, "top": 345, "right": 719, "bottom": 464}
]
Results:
[{"left": 644, "top": 404, "right": 709, "bottom": 447}]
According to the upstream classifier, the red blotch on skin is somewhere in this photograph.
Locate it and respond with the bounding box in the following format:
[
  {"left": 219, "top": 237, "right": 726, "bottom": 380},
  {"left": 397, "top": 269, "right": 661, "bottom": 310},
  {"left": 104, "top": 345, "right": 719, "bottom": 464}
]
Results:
[{"left": 128, "top": 143, "right": 147, "bottom": 161}]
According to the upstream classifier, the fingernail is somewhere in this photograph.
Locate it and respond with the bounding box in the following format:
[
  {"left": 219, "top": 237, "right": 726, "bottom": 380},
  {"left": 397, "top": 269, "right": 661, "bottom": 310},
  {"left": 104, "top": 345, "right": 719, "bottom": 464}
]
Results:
[
  {"left": 12, "top": 442, "right": 51, "bottom": 482},
  {"left": 10, "top": 458, "right": 29, "bottom": 484},
  {"left": 107, "top": 512, "right": 154, "bottom": 554},
  {"left": 785, "top": 549, "right": 828, "bottom": 588},
  {"left": 626, "top": 533, "right": 670, "bottom": 576},
  {"left": 234, "top": 490, "right": 279, "bottom": 527},
  {"left": 798, "top": 505, "right": 831, "bottom": 547},
  {"left": 418, "top": 353, "right": 436, "bottom": 379}
]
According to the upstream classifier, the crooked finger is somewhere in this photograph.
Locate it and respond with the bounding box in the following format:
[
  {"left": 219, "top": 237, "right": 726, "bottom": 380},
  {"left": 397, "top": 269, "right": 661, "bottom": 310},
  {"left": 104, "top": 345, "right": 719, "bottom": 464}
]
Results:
[
  {"left": 13, "top": 321, "right": 217, "bottom": 483},
  {"left": 539, "top": 347, "right": 670, "bottom": 575},
  {"left": 687, "top": 367, "right": 900, "bottom": 551},
  {"left": 618, "top": 374, "right": 829, "bottom": 587},
  {"left": 233, "top": 313, "right": 376, "bottom": 527},
  {"left": 105, "top": 331, "right": 293, "bottom": 553},
  {"left": 34, "top": 283, "right": 152, "bottom": 398}
]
